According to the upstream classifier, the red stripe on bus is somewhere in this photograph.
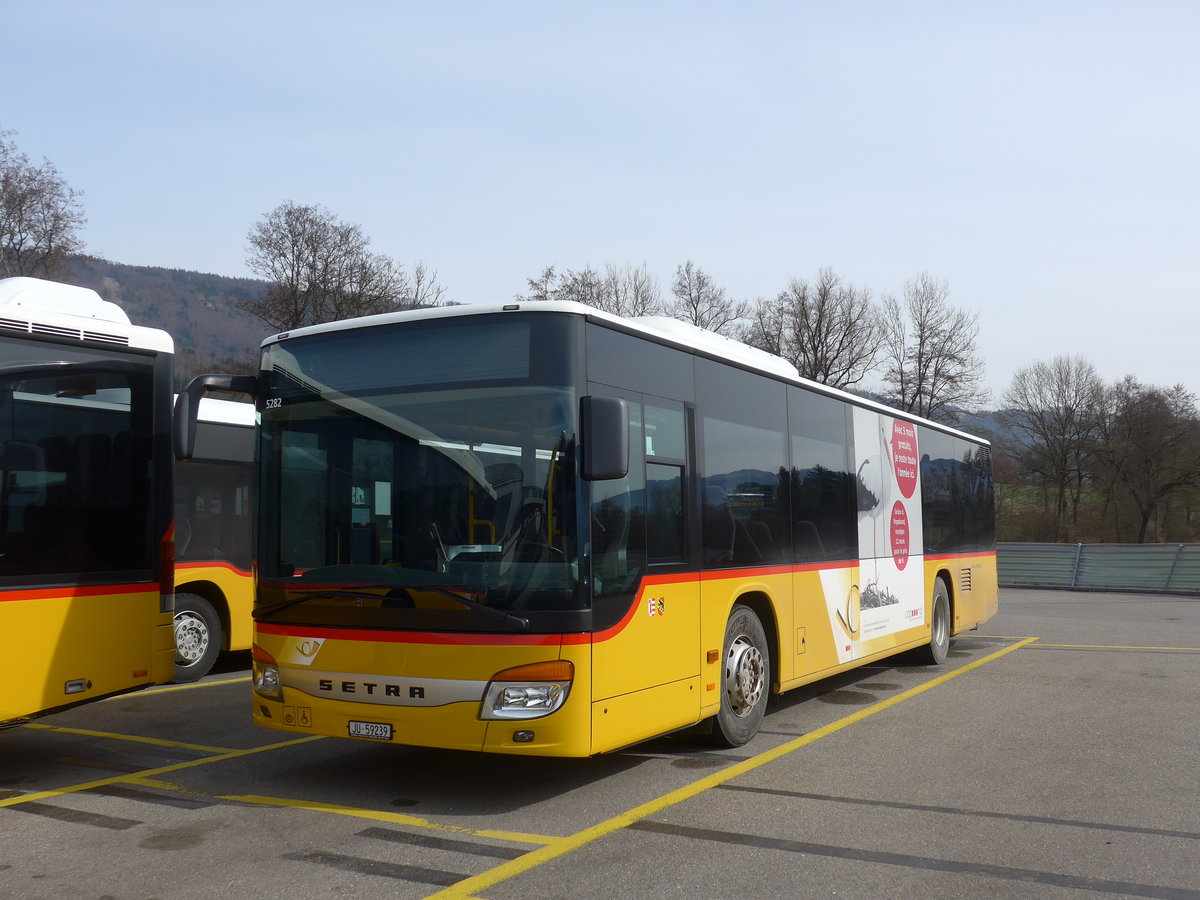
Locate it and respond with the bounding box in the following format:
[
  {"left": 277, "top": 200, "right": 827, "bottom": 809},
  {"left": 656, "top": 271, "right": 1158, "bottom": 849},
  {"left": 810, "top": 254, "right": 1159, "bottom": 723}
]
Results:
[
  {"left": 175, "top": 561, "right": 253, "bottom": 577},
  {"left": 254, "top": 621, "right": 568, "bottom": 647},
  {"left": 585, "top": 560, "right": 858, "bottom": 643},
  {"left": 253, "top": 554, "right": 992, "bottom": 650},
  {"left": 927, "top": 550, "right": 997, "bottom": 562},
  {"left": 0, "top": 583, "right": 158, "bottom": 602}
]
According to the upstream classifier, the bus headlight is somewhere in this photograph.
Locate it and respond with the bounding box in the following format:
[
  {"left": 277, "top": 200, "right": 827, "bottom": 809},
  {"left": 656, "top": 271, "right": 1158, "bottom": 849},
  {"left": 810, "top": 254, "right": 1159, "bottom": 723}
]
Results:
[
  {"left": 252, "top": 644, "right": 283, "bottom": 701},
  {"left": 481, "top": 660, "right": 573, "bottom": 720}
]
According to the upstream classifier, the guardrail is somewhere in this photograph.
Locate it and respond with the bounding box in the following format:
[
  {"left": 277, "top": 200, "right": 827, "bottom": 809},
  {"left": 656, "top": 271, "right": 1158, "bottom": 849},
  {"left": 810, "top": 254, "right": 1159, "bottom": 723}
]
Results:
[{"left": 996, "top": 542, "right": 1200, "bottom": 595}]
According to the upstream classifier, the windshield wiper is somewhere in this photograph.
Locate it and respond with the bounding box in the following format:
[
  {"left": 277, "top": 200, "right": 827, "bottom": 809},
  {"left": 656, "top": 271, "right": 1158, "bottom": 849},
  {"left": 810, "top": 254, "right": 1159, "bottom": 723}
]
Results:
[
  {"left": 252, "top": 586, "right": 529, "bottom": 631},
  {"left": 410, "top": 585, "right": 529, "bottom": 631},
  {"left": 252, "top": 589, "right": 392, "bottom": 619}
]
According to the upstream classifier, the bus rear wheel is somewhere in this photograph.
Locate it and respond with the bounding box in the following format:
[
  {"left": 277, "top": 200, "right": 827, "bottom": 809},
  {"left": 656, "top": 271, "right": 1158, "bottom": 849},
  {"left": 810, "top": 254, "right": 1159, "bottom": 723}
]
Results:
[
  {"left": 174, "top": 593, "right": 222, "bottom": 682},
  {"left": 712, "top": 604, "right": 768, "bottom": 747},
  {"left": 919, "top": 579, "right": 951, "bottom": 666}
]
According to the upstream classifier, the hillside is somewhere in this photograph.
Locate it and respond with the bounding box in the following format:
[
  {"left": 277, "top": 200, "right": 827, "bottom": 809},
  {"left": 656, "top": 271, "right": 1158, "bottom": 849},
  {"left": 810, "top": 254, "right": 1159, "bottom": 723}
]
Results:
[{"left": 57, "top": 256, "right": 272, "bottom": 386}]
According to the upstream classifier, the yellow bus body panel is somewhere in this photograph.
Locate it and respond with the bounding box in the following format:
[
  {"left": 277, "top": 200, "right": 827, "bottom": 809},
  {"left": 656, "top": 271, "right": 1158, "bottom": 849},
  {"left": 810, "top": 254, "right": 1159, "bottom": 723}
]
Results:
[
  {"left": 1, "top": 585, "right": 172, "bottom": 723},
  {"left": 791, "top": 565, "right": 856, "bottom": 677},
  {"left": 590, "top": 676, "right": 701, "bottom": 753},
  {"left": 929, "top": 552, "right": 1000, "bottom": 633},
  {"left": 589, "top": 574, "right": 702, "bottom": 751},
  {"left": 252, "top": 626, "right": 597, "bottom": 756},
  {"left": 175, "top": 561, "right": 255, "bottom": 651},
  {"left": 251, "top": 552, "right": 997, "bottom": 756}
]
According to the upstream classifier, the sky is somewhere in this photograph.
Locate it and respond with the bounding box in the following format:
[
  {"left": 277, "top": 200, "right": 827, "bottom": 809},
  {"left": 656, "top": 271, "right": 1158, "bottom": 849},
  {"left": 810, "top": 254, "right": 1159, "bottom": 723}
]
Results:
[{"left": 6, "top": 1, "right": 1199, "bottom": 405}]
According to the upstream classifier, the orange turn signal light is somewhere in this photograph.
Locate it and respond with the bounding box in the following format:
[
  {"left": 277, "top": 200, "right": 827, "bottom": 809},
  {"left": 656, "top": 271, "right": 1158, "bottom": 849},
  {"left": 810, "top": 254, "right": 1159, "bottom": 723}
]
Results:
[
  {"left": 492, "top": 660, "right": 574, "bottom": 682},
  {"left": 251, "top": 643, "right": 277, "bottom": 665}
]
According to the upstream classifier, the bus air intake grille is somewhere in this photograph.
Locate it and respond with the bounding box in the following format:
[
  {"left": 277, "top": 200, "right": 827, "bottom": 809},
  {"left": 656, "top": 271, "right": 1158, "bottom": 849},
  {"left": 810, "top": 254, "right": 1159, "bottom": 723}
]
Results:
[
  {"left": 82, "top": 330, "right": 130, "bottom": 345},
  {"left": 31, "top": 324, "right": 79, "bottom": 339},
  {"left": 0, "top": 317, "right": 31, "bottom": 333},
  {"left": 960, "top": 568, "right": 973, "bottom": 592},
  {"left": 23, "top": 322, "right": 130, "bottom": 345}
]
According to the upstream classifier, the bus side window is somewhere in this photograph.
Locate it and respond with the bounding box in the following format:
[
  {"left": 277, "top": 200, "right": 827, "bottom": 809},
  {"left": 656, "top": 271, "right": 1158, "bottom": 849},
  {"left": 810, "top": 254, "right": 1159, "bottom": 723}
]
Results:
[
  {"left": 646, "top": 463, "right": 684, "bottom": 563},
  {"left": 644, "top": 399, "right": 686, "bottom": 565},
  {"left": 789, "top": 386, "right": 857, "bottom": 563}
]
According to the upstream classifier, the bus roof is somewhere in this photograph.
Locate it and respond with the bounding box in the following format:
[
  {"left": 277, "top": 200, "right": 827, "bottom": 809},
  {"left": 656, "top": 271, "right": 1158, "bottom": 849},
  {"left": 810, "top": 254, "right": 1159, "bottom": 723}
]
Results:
[
  {"left": 263, "top": 301, "right": 988, "bottom": 445},
  {"left": 0, "top": 276, "right": 173, "bottom": 354}
]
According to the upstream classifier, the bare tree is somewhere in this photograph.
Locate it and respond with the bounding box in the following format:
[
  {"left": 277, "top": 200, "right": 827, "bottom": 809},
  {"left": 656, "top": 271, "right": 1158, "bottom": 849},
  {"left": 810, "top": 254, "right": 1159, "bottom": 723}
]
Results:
[
  {"left": 742, "top": 293, "right": 786, "bottom": 358},
  {"left": 553, "top": 266, "right": 606, "bottom": 307},
  {"left": 743, "top": 267, "right": 882, "bottom": 388},
  {"left": 669, "top": 260, "right": 749, "bottom": 336},
  {"left": 408, "top": 261, "right": 448, "bottom": 308},
  {"left": 240, "top": 201, "right": 437, "bottom": 331},
  {"left": 1000, "top": 355, "right": 1105, "bottom": 540},
  {"left": 880, "top": 273, "right": 989, "bottom": 423},
  {"left": 1, "top": 129, "right": 86, "bottom": 277},
  {"left": 1092, "top": 378, "right": 1200, "bottom": 543},
  {"left": 603, "top": 262, "right": 662, "bottom": 317},
  {"left": 516, "top": 262, "right": 662, "bottom": 316},
  {"left": 519, "top": 266, "right": 558, "bottom": 302}
]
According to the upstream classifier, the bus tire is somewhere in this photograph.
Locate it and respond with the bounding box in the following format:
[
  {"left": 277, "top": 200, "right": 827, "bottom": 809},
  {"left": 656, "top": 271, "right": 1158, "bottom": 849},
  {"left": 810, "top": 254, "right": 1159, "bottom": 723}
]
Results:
[
  {"left": 174, "top": 593, "right": 222, "bottom": 682},
  {"left": 712, "top": 604, "right": 769, "bottom": 747},
  {"left": 919, "top": 578, "right": 951, "bottom": 666}
]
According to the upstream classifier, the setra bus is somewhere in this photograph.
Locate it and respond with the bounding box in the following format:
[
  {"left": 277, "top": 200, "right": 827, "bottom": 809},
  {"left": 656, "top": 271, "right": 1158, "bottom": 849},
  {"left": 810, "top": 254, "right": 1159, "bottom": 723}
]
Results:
[
  {"left": 172, "top": 397, "right": 254, "bottom": 681},
  {"left": 176, "top": 301, "right": 997, "bottom": 756},
  {"left": 0, "top": 276, "right": 175, "bottom": 726}
]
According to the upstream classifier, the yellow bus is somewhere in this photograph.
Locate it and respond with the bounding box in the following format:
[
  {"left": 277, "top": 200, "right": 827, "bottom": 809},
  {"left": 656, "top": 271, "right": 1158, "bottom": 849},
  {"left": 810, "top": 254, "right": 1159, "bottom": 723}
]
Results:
[
  {"left": 172, "top": 397, "right": 254, "bottom": 681},
  {"left": 0, "top": 276, "right": 175, "bottom": 726},
  {"left": 177, "top": 302, "right": 997, "bottom": 755}
]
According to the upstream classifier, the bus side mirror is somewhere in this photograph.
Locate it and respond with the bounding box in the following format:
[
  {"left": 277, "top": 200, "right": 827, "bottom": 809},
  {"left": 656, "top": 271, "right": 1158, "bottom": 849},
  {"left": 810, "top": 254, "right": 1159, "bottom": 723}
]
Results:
[
  {"left": 174, "top": 373, "right": 258, "bottom": 461},
  {"left": 581, "top": 396, "right": 628, "bottom": 481}
]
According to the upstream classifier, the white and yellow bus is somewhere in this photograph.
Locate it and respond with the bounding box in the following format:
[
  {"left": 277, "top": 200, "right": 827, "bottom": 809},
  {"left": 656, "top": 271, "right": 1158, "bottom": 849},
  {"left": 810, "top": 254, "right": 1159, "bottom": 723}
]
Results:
[
  {"left": 172, "top": 397, "right": 254, "bottom": 681},
  {"left": 178, "top": 302, "right": 997, "bottom": 755},
  {"left": 0, "top": 276, "right": 175, "bottom": 725}
]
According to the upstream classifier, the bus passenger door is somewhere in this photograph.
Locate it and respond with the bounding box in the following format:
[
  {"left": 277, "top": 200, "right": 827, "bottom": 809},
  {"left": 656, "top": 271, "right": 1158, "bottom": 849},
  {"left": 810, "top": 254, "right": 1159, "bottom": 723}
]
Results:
[{"left": 590, "top": 393, "right": 700, "bottom": 752}]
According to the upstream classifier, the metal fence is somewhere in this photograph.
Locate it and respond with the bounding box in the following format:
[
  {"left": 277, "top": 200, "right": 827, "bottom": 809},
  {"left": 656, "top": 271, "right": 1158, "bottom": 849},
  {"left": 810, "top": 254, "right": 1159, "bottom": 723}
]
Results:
[{"left": 996, "top": 542, "right": 1200, "bottom": 595}]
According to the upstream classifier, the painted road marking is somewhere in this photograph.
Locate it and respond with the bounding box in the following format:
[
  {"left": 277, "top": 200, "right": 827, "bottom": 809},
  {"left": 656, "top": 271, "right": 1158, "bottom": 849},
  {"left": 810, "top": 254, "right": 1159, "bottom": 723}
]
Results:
[
  {"left": 0, "top": 736, "right": 322, "bottom": 810},
  {"left": 219, "top": 793, "right": 555, "bottom": 846},
  {"left": 421, "top": 637, "right": 1038, "bottom": 899},
  {"left": 120, "top": 675, "right": 252, "bottom": 697},
  {"left": 24, "top": 723, "right": 238, "bottom": 755}
]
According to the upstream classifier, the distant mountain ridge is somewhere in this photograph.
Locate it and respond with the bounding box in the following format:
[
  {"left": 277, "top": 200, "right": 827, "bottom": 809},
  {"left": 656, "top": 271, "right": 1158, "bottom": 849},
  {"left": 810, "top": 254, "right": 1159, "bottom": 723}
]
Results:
[{"left": 56, "top": 255, "right": 272, "bottom": 385}]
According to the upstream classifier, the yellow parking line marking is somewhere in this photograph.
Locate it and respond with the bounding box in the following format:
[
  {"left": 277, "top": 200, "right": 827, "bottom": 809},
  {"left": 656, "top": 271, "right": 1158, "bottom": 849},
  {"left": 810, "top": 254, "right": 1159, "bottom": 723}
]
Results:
[
  {"left": 127, "top": 777, "right": 192, "bottom": 791},
  {"left": 423, "top": 637, "right": 1038, "bottom": 899},
  {"left": 23, "top": 723, "right": 237, "bottom": 755},
  {"left": 128, "top": 676, "right": 251, "bottom": 696},
  {"left": 0, "top": 736, "right": 322, "bottom": 809},
  {"left": 222, "top": 793, "right": 555, "bottom": 846},
  {"left": 973, "top": 634, "right": 1040, "bottom": 640},
  {"left": 974, "top": 636, "right": 1200, "bottom": 652},
  {"left": 1027, "top": 643, "right": 1200, "bottom": 652}
]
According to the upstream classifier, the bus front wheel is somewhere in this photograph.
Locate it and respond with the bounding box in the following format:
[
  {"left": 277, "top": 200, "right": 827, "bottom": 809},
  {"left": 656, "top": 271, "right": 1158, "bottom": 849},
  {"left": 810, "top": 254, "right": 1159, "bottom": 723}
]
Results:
[
  {"left": 174, "top": 593, "right": 222, "bottom": 682},
  {"left": 919, "top": 579, "right": 951, "bottom": 666},
  {"left": 712, "top": 604, "right": 769, "bottom": 747}
]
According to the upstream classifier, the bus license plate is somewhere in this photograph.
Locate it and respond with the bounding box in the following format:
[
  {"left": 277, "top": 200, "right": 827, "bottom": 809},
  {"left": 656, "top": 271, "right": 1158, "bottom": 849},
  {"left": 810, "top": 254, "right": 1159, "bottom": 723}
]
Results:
[{"left": 348, "top": 720, "right": 392, "bottom": 741}]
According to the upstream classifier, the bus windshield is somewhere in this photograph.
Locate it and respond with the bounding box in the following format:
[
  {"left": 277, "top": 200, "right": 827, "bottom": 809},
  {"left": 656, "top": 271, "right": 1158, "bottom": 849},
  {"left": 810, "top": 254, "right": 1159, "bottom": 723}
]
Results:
[
  {"left": 255, "top": 315, "right": 583, "bottom": 631},
  {"left": 0, "top": 350, "right": 157, "bottom": 580}
]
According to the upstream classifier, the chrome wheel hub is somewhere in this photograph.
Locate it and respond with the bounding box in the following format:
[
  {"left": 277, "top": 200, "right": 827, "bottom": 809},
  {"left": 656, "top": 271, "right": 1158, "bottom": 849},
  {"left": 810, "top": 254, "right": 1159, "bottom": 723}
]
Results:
[
  {"left": 174, "top": 611, "right": 209, "bottom": 664},
  {"left": 724, "top": 635, "right": 765, "bottom": 717}
]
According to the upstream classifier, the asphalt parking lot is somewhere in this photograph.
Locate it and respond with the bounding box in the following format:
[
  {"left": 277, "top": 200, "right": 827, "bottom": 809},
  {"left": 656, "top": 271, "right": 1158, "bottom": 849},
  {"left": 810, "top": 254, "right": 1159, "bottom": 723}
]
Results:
[{"left": 2, "top": 587, "right": 1197, "bottom": 899}]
